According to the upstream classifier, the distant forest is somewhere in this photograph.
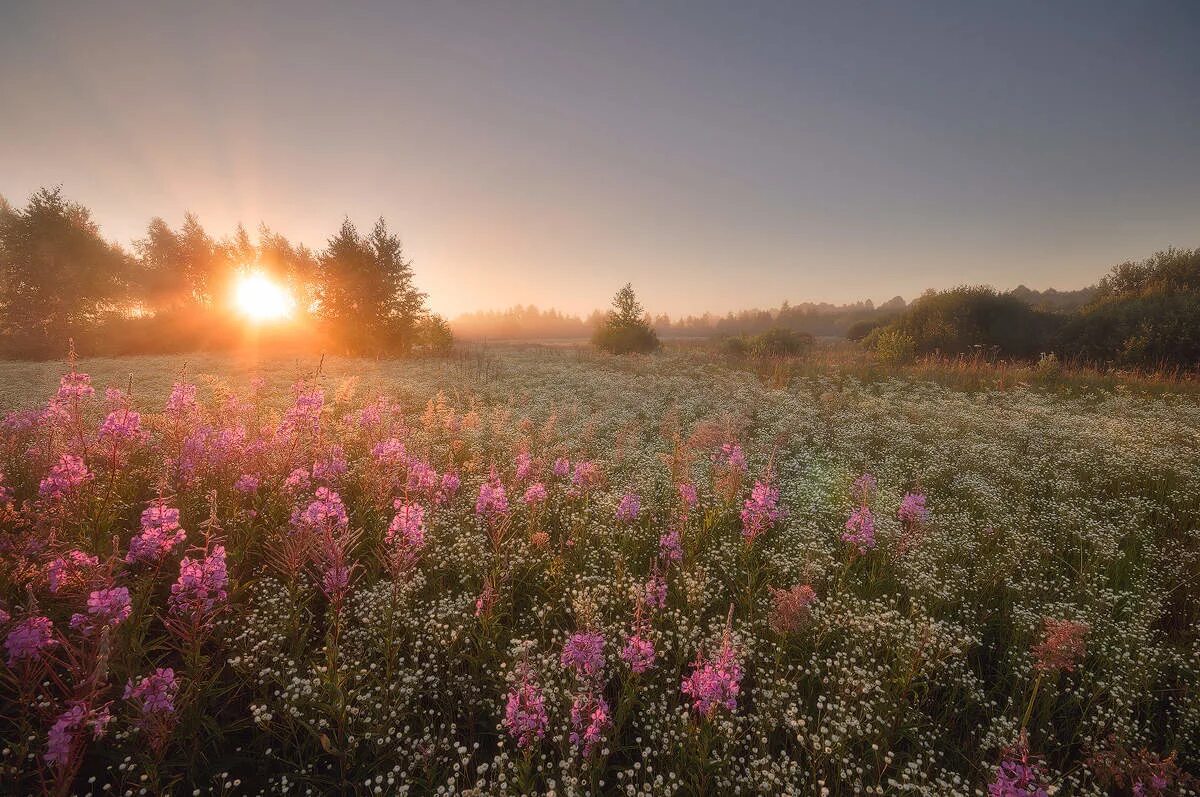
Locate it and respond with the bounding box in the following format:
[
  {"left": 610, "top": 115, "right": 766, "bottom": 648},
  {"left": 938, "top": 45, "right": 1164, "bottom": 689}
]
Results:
[{"left": 449, "top": 287, "right": 1095, "bottom": 341}]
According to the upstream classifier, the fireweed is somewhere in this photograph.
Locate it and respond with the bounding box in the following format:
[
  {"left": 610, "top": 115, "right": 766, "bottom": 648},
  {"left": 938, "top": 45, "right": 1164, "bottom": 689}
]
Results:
[{"left": 0, "top": 350, "right": 1197, "bottom": 795}]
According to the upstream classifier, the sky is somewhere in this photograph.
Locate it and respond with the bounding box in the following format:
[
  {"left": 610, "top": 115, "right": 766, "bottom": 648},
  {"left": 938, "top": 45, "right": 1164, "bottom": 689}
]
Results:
[{"left": 1, "top": 1, "right": 1198, "bottom": 318}]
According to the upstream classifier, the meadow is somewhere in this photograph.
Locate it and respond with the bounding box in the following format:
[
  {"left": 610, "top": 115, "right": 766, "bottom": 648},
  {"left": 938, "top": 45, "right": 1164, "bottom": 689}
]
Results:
[{"left": 0, "top": 347, "right": 1197, "bottom": 796}]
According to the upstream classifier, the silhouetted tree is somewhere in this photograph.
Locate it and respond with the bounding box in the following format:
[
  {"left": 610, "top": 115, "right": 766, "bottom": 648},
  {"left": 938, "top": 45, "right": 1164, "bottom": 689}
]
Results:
[
  {"left": 0, "top": 187, "right": 131, "bottom": 356},
  {"left": 592, "top": 283, "right": 659, "bottom": 354}
]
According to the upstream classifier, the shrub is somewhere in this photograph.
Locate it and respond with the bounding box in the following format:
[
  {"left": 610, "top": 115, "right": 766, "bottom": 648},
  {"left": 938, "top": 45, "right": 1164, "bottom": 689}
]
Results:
[
  {"left": 721, "top": 328, "right": 814, "bottom": 358},
  {"left": 846, "top": 319, "right": 884, "bottom": 341},
  {"left": 882, "top": 286, "right": 1060, "bottom": 358},
  {"left": 873, "top": 328, "right": 917, "bottom": 365},
  {"left": 417, "top": 314, "right": 455, "bottom": 354},
  {"left": 593, "top": 284, "right": 660, "bottom": 355}
]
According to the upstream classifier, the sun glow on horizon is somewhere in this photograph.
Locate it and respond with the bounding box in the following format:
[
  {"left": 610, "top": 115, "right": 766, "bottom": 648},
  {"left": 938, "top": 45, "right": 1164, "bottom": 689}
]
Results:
[{"left": 233, "top": 271, "right": 295, "bottom": 323}]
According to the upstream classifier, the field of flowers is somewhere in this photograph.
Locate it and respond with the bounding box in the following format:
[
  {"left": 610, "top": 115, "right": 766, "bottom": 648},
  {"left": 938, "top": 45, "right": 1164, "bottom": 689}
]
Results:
[{"left": 0, "top": 348, "right": 1198, "bottom": 796}]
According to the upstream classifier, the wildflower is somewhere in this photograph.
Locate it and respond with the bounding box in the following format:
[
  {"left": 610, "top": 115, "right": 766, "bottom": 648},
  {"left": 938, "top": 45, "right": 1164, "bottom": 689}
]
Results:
[
  {"left": 124, "top": 667, "right": 178, "bottom": 714},
  {"left": 615, "top": 492, "right": 642, "bottom": 522},
  {"left": 46, "top": 702, "right": 111, "bottom": 767},
  {"left": 474, "top": 579, "right": 498, "bottom": 618},
  {"left": 371, "top": 438, "right": 406, "bottom": 466},
  {"left": 127, "top": 500, "right": 187, "bottom": 564},
  {"left": 768, "top": 584, "right": 817, "bottom": 634},
  {"left": 475, "top": 468, "right": 509, "bottom": 519},
  {"left": 718, "top": 443, "right": 747, "bottom": 472},
  {"left": 740, "top": 479, "right": 782, "bottom": 543},
  {"left": 569, "top": 692, "right": 611, "bottom": 756},
  {"left": 514, "top": 450, "right": 533, "bottom": 481},
  {"left": 98, "top": 409, "right": 145, "bottom": 444},
  {"left": 643, "top": 571, "right": 667, "bottom": 610},
  {"left": 898, "top": 491, "right": 928, "bottom": 525},
  {"left": 4, "top": 615, "right": 56, "bottom": 666},
  {"left": 234, "top": 473, "right": 260, "bottom": 494},
  {"left": 677, "top": 482, "right": 698, "bottom": 510},
  {"left": 852, "top": 473, "right": 877, "bottom": 505},
  {"left": 681, "top": 640, "right": 743, "bottom": 718},
  {"left": 165, "top": 382, "right": 198, "bottom": 417},
  {"left": 552, "top": 457, "right": 570, "bottom": 478},
  {"left": 386, "top": 502, "right": 426, "bottom": 551},
  {"left": 56, "top": 371, "right": 96, "bottom": 402},
  {"left": 39, "top": 454, "right": 93, "bottom": 500},
  {"left": 293, "top": 488, "right": 349, "bottom": 533},
  {"left": 70, "top": 587, "right": 132, "bottom": 633},
  {"left": 0, "top": 469, "right": 12, "bottom": 504},
  {"left": 312, "top": 446, "right": 348, "bottom": 484},
  {"left": 560, "top": 631, "right": 606, "bottom": 679},
  {"left": 523, "top": 482, "right": 548, "bottom": 506},
  {"left": 47, "top": 550, "right": 100, "bottom": 593},
  {"left": 658, "top": 529, "right": 683, "bottom": 563},
  {"left": 436, "top": 471, "right": 461, "bottom": 504},
  {"left": 530, "top": 530, "right": 550, "bottom": 548},
  {"left": 620, "top": 634, "right": 656, "bottom": 674},
  {"left": 1032, "top": 618, "right": 1089, "bottom": 673},
  {"left": 989, "top": 735, "right": 1049, "bottom": 796},
  {"left": 283, "top": 467, "right": 311, "bottom": 494},
  {"left": 570, "top": 460, "right": 601, "bottom": 492},
  {"left": 503, "top": 673, "right": 549, "bottom": 749},
  {"left": 842, "top": 506, "right": 876, "bottom": 553},
  {"left": 168, "top": 545, "right": 228, "bottom": 623}
]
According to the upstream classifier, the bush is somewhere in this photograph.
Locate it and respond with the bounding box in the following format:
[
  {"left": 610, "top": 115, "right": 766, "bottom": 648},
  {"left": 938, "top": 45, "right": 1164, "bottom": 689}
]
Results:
[
  {"left": 883, "top": 286, "right": 1060, "bottom": 358},
  {"left": 873, "top": 328, "right": 917, "bottom": 365},
  {"left": 846, "top": 319, "right": 884, "bottom": 341},
  {"left": 721, "top": 327, "right": 814, "bottom": 358},
  {"left": 417, "top": 314, "right": 455, "bottom": 354}
]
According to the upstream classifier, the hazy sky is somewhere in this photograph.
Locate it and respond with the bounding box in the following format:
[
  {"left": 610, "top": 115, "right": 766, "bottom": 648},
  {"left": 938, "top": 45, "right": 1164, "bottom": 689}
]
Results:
[{"left": 2, "top": 1, "right": 1198, "bottom": 317}]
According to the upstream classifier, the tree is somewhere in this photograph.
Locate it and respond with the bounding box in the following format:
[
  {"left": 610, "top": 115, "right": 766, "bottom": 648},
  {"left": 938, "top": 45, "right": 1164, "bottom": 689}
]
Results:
[
  {"left": 0, "top": 187, "right": 131, "bottom": 356},
  {"left": 592, "top": 283, "right": 660, "bottom": 354},
  {"left": 315, "top": 217, "right": 428, "bottom": 353}
]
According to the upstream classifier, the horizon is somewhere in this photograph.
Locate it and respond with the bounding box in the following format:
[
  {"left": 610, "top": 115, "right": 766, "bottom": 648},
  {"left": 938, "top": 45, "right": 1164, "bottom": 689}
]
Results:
[{"left": 3, "top": 1, "right": 1199, "bottom": 318}]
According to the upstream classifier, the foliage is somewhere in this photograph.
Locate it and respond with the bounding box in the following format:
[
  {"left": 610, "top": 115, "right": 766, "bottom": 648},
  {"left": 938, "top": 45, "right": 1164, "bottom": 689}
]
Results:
[
  {"left": 0, "top": 349, "right": 1197, "bottom": 794},
  {"left": 592, "top": 284, "right": 659, "bottom": 354},
  {"left": 871, "top": 327, "right": 917, "bottom": 365},
  {"left": 720, "top": 327, "right": 814, "bottom": 358}
]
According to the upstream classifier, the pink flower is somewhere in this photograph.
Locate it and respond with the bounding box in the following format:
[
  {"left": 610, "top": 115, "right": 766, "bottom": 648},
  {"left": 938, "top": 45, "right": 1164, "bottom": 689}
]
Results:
[
  {"left": 56, "top": 371, "right": 95, "bottom": 402},
  {"left": 165, "top": 382, "right": 198, "bottom": 417},
  {"left": 718, "top": 442, "right": 747, "bottom": 473},
  {"left": 842, "top": 506, "right": 876, "bottom": 553},
  {"left": 4, "top": 615, "right": 56, "bottom": 666},
  {"left": 234, "top": 474, "right": 261, "bottom": 494},
  {"left": 677, "top": 482, "right": 698, "bottom": 509},
  {"left": 514, "top": 451, "right": 533, "bottom": 482},
  {"left": 503, "top": 674, "right": 549, "bottom": 749},
  {"left": 98, "top": 409, "right": 145, "bottom": 444},
  {"left": 643, "top": 572, "right": 667, "bottom": 610},
  {"left": 989, "top": 736, "right": 1050, "bottom": 797},
  {"left": 293, "top": 488, "right": 349, "bottom": 533},
  {"left": 436, "top": 471, "right": 461, "bottom": 505},
  {"left": 70, "top": 587, "right": 131, "bottom": 633},
  {"left": 127, "top": 500, "right": 188, "bottom": 564},
  {"left": 552, "top": 457, "right": 571, "bottom": 478},
  {"left": 312, "top": 446, "right": 348, "bottom": 484},
  {"left": 898, "top": 491, "right": 928, "bottom": 525},
  {"left": 569, "top": 692, "right": 611, "bottom": 756},
  {"left": 658, "top": 529, "right": 683, "bottom": 563},
  {"left": 283, "top": 468, "right": 311, "bottom": 494},
  {"left": 371, "top": 438, "right": 406, "bottom": 466},
  {"left": 740, "top": 479, "right": 782, "bottom": 544},
  {"left": 168, "top": 545, "right": 228, "bottom": 623},
  {"left": 386, "top": 502, "right": 426, "bottom": 550},
  {"left": 47, "top": 550, "right": 100, "bottom": 593},
  {"left": 46, "top": 702, "right": 111, "bottom": 767},
  {"left": 475, "top": 468, "right": 509, "bottom": 519},
  {"left": 39, "top": 454, "right": 93, "bottom": 500},
  {"left": 620, "top": 634, "right": 656, "bottom": 674},
  {"left": 681, "top": 640, "right": 742, "bottom": 718},
  {"left": 124, "top": 667, "right": 178, "bottom": 715},
  {"left": 615, "top": 492, "right": 642, "bottom": 522},
  {"left": 522, "top": 482, "right": 548, "bottom": 506},
  {"left": 570, "top": 460, "right": 601, "bottom": 492},
  {"left": 852, "top": 473, "right": 877, "bottom": 505},
  {"left": 768, "top": 584, "right": 817, "bottom": 634},
  {"left": 560, "top": 631, "right": 606, "bottom": 679}
]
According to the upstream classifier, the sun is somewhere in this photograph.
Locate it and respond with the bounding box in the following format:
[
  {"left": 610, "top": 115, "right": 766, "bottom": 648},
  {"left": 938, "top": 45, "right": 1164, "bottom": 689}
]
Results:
[{"left": 233, "top": 271, "right": 294, "bottom": 322}]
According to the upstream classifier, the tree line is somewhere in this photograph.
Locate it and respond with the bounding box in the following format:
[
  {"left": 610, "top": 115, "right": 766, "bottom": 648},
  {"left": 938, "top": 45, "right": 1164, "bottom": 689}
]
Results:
[{"left": 0, "top": 187, "right": 451, "bottom": 359}]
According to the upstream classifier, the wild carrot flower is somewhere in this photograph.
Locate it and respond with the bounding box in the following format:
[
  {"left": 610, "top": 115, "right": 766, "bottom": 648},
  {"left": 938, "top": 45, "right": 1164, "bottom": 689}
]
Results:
[
  {"left": 127, "top": 500, "right": 188, "bottom": 564},
  {"left": 615, "top": 492, "right": 642, "bottom": 522},
  {"left": 46, "top": 702, "right": 111, "bottom": 767},
  {"left": 681, "top": 639, "right": 743, "bottom": 718},
  {"left": 1032, "top": 618, "right": 1089, "bottom": 673},
  {"left": 503, "top": 673, "right": 549, "bottom": 749},
  {"left": 561, "top": 631, "right": 606, "bottom": 679},
  {"left": 768, "top": 584, "right": 817, "bottom": 634},
  {"left": 569, "top": 692, "right": 611, "bottom": 756},
  {"left": 740, "top": 479, "right": 782, "bottom": 543},
  {"left": 523, "top": 482, "right": 547, "bottom": 505},
  {"left": 4, "top": 615, "right": 56, "bottom": 666},
  {"left": 898, "top": 491, "right": 929, "bottom": 524},
  {"left": 475, "top": 468, "right": 509, "bottom": 519},
  {"left": 48, "top": 550, "right": 100, "bottom": 593},
  {"left": 842, "top": 506, "right": 876, "bottom": 553},
  {"left": 70, "top": 587, "right": 132, "bottom": 634},
  {"left": 620, "top": 634, "right": 656, "bottom": 674},
  {"left": 39, "top": 454, "right": 93, "bottom": 500}
]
